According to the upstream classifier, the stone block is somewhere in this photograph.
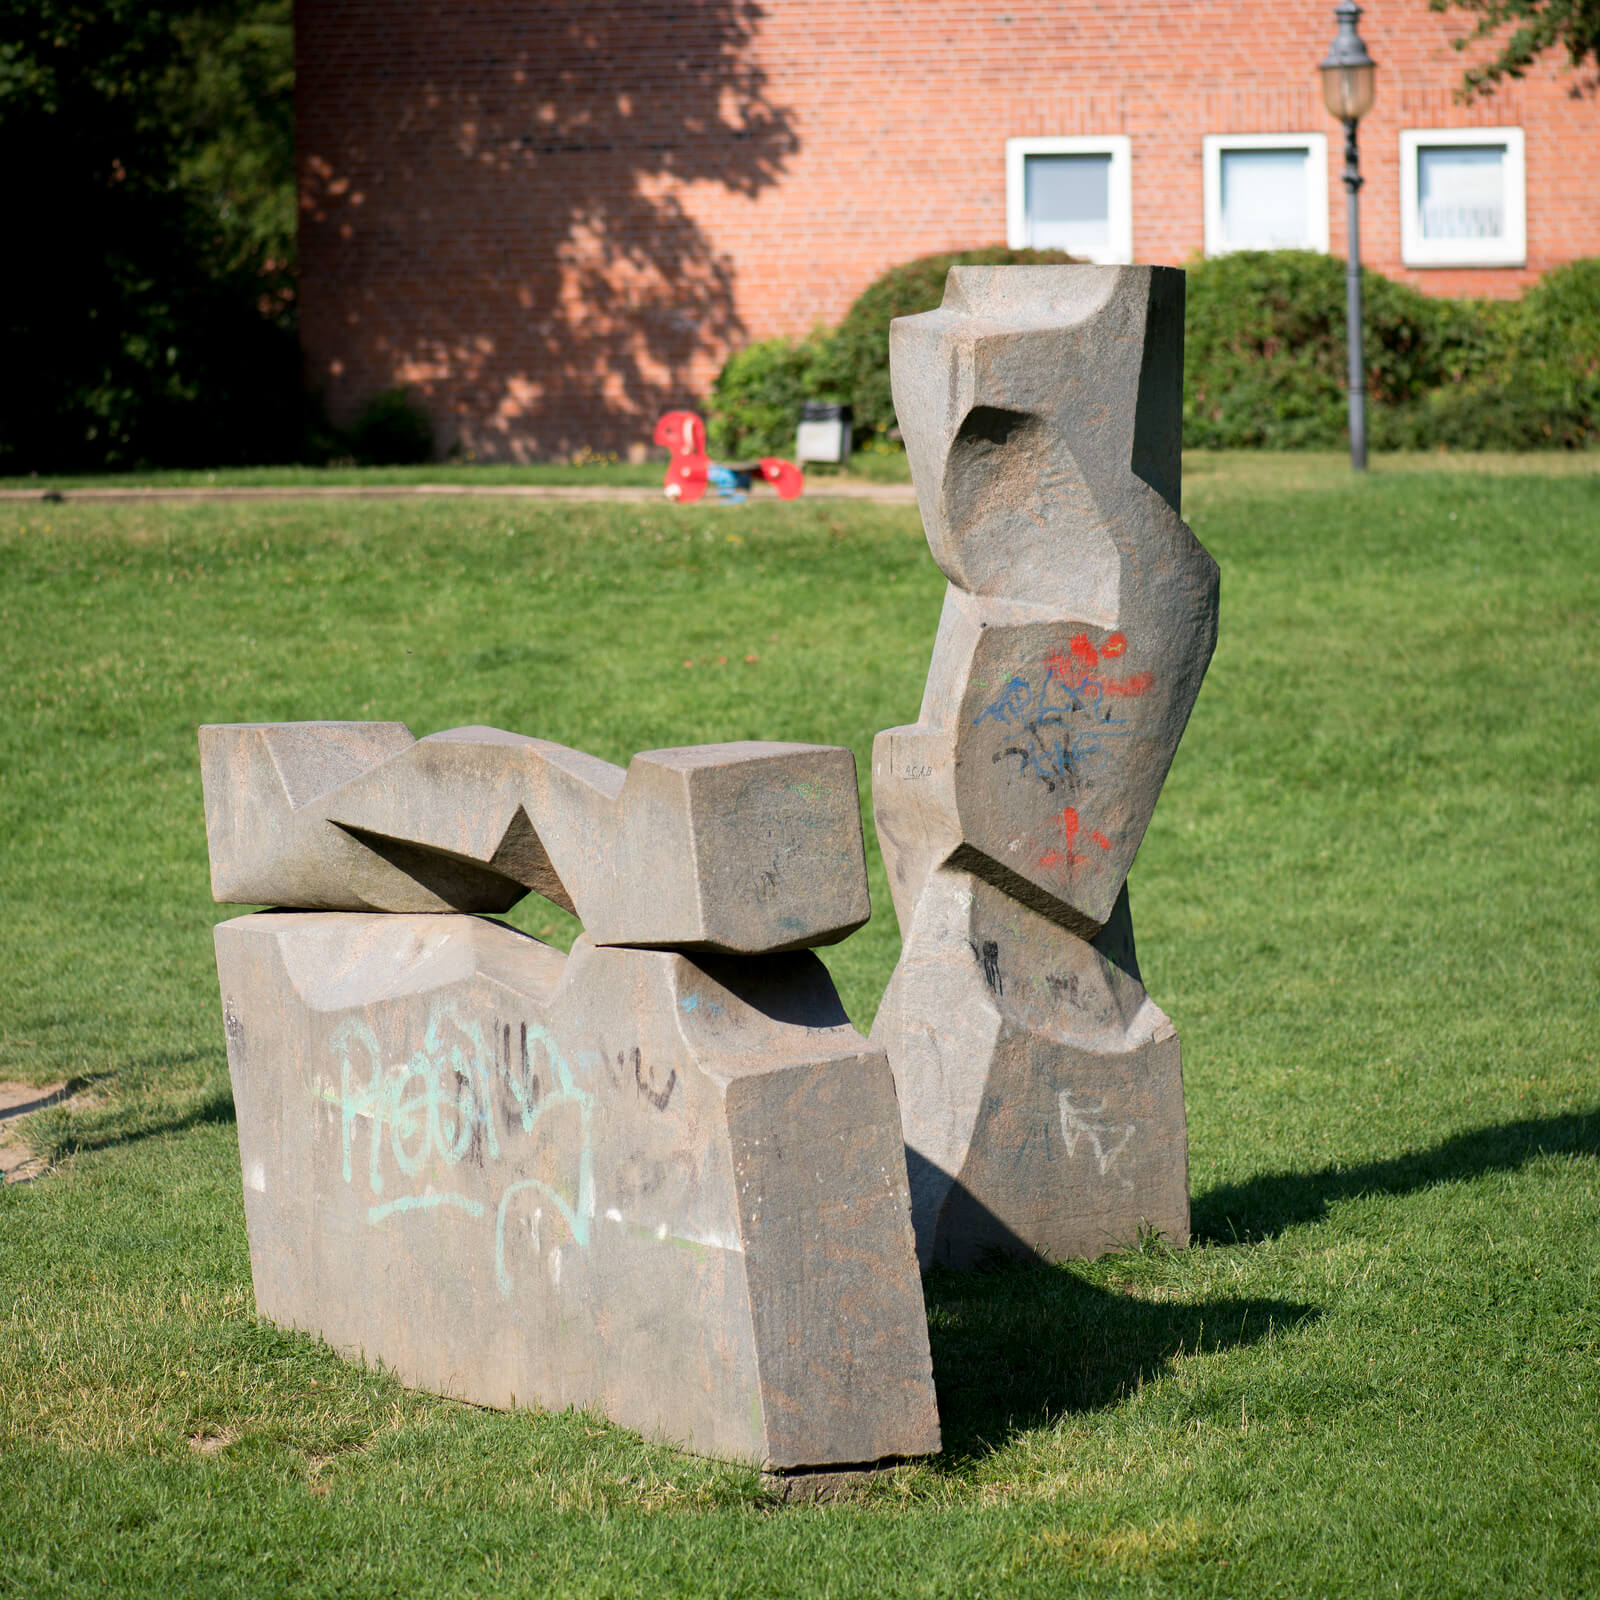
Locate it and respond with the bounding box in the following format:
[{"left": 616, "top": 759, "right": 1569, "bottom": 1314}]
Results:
[
  {"left": 216, "top": 910, "right": 941, "bottom": 1472},
  {"left": 200, "top": 723, "right": 869, "bottom": 954},
  {"left": 199, "top": 720, "right": 426, "bottom": 910}
]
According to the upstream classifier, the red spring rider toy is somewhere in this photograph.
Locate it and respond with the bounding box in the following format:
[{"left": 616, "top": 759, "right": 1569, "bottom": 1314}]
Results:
[{"left": 653, "top": 411, "right": 803, "bottom": 504}]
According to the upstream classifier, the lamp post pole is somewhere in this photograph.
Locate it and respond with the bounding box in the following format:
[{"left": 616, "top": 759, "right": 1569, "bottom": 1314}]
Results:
[
  {"left": 1321, "top": 1, "right": 1377, "bottom": 473},
  {"left": 1342, "top": 116, "right": 1367, "bottom": 470}
]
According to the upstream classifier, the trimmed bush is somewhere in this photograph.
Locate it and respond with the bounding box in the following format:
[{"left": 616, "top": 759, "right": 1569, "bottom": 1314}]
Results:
[
  {"left": 1511, "top": 257, "right": 1600, "bottom": 447},
  {"left": 1520, "top": 256, "right": 1600, "bottom": 372},
  {"left": 708, "top": 248, "right": 1599, "bottom": 460},
  {"left": 705, "top": 247, "right": 1076, "bottom": 460},
  {"left": 827, "top": 246, "right": 1078, "bottom": 441},
  {"left": 347, "top": 388, "right": 433, "bottom": 465},
  {"left": 1183, "top": 250, "right": 1514, "bottom": 449},
  {"left": 1373, "top": 258, "right": 1600, "bottom": 451},
  {"left": 705, "top": 333, "right": 839, "bottom": 460}
]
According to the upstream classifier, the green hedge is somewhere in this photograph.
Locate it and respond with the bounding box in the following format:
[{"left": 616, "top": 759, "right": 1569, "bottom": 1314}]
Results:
[
  {"left": 346, "top": 388, "right": 434, "bottom": 466},
  {"left": 708, "top": 248, "right": 1600, "bottom": 457},
  {"left": 1378, "top": 257, "right": 1600, "bottom": 451},
  {"left": 706, "top": 332, "right": 839, "bottom": 461},
  {"left": 1183, "top": 250, "right": 1514, "bottom": 449},
  {"left": 826, "top": 246, "right": 1077, "bottom": 444},
  {"left": 1184, "top": 250, "right": 1600, "bottom": 451}
]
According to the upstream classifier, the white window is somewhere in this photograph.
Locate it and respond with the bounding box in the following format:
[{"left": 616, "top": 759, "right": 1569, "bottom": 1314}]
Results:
[
  {"left": 1400, "top": 127, "right": 1526, "bottom": 268},
  {"left": 1202, "top": 134, "right": 1329, "bottom": 255},
  {"left": 1005, "top": 137, "right": 1133, "bottom": 265}
]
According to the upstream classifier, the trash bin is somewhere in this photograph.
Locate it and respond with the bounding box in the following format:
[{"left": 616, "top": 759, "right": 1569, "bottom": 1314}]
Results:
[{"left": 796, "top": 402, "right": 852, "bottom": 465}]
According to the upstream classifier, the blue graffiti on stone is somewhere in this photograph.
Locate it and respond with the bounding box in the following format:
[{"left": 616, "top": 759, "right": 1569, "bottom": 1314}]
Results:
[{"left": 971, "top": 655, "right": 1139, "bottom": 795}]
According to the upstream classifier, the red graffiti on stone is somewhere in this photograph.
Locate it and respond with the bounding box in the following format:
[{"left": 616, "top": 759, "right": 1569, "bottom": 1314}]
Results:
[{"left": 1102, "top": 671, "right": 1153, "bottom": 698}]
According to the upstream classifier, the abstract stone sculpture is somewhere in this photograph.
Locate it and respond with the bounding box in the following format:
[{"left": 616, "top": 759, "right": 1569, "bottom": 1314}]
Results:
[
  {"left": 871, "top": 265, "right": 1219, "bottom": 1268},
  {"left": 202, "top": 724, "right": 940, "bottom": 1482},
  {"left": 202, "top": 723, "right": 869, "bottom": 952}
]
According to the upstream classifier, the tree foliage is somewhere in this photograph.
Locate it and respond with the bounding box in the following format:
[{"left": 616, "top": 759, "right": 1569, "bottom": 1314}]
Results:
[
  {"left": 1429, "top": 0, "right": 1600, "bottom": 96},
  {"left": 0, "top": 0, "right": 300, "bottom": 471}
]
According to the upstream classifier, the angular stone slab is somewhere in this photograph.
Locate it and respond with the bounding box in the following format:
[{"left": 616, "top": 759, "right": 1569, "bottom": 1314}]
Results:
[
  {"left": 200, "top": 723, "right": 870, "bottom": 954},
  {"left": 872, "top": 870, "right": 1188, "bottom": 1268},
  {"left": 216, "top": 911, "right": 940, "bottom": 1471},
  {"left": 872, "top": 264, "right": 1214, "bottom": 1265}
]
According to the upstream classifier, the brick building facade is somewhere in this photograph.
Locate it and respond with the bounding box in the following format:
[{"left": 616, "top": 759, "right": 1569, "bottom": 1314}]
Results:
[{"left": 296, "top": 0, "right": 1600, "bottom": 459}]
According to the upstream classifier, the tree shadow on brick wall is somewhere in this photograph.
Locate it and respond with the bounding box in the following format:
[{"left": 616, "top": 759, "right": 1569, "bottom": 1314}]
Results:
[{"left": 298, "top": 0, "right": 798, "bottom": 458}]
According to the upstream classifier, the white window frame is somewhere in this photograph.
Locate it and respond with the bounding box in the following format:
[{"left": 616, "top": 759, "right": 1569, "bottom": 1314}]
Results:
[
  {"left": 1005, "top": 136, "right": 1133, "bottom": 266},
  {"left": 1399, "top": 126, "right": 1526, "bottom": 268},
  {"left": 1202, "top": 132, "right": 1329, "bottom": 256}
]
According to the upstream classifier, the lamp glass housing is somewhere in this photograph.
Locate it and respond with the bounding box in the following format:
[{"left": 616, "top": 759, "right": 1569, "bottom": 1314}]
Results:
[{"left": 1322, "top": 61, "right": 1376, "bottom": 122}]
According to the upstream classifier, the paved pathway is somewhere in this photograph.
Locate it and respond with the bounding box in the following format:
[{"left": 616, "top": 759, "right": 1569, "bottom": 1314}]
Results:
[
  {"left": 0, "top": 1080, "right": 70, "bottom": 1186},
  {"left": 0, "top": 481, "right": 918, "bottom": 506}
]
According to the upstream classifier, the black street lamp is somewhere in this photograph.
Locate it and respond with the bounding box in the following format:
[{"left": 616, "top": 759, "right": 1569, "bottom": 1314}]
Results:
[{"left": 1321, "top": 1, "right": 1378, "bottom": 471}]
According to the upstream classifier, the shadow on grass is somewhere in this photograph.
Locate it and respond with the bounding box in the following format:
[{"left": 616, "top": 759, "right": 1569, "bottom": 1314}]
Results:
[
  {"left": 1192, "top": 1106, "right": 1600, "bottom": 1246},
  {"left": 30, "top": 1053, "right": 235, "bottom": 1164},
  {"left": 924, "top": 1261, "right": 1316, "bottom": 1459}
]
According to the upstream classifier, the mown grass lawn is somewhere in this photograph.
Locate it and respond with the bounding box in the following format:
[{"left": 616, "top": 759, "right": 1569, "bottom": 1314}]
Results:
[{"left": 1, "top": 455, "right": 1597, "bottom": 1598}]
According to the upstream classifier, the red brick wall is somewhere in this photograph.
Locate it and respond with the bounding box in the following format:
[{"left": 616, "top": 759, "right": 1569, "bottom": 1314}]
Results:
[{"left": 296, "top": 0, "right": 1600, "bottom": 458}]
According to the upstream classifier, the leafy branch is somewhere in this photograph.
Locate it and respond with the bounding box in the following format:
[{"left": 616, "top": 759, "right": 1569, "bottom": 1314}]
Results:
[{"left": 1428, "top": 0, "right": 1600, "bottom": 97}]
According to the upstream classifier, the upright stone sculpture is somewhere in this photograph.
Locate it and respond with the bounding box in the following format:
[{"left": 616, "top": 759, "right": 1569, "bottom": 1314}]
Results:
[
  {"left": 871, "top": 265, "right": 1219, "bottom": 1269},
  {"left": 202, "top": 724, "right": 940, "bottom": 1484}
]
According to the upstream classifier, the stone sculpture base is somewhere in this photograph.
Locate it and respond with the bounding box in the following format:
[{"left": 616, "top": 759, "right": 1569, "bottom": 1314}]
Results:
[
  {"left": 872, "top": 871, "right": 1189, "bottom": 1269},
  {"left": 216, "top": 911, "right": 940, "bottom": 1471}
]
